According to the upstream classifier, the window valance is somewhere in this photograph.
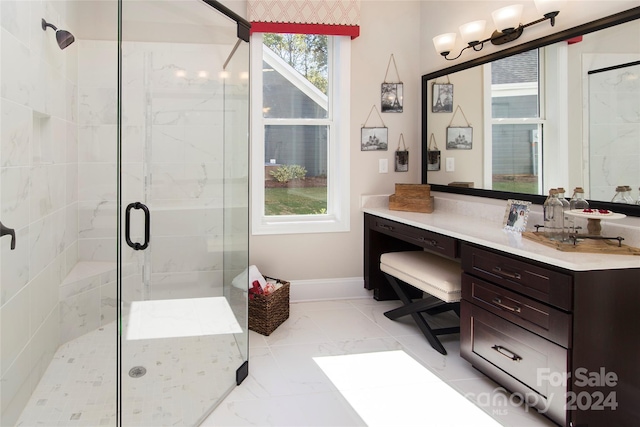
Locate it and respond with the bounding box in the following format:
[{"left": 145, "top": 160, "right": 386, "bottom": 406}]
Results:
[{"left": 248, "top": 0, "right": 360, "bottom": 38}]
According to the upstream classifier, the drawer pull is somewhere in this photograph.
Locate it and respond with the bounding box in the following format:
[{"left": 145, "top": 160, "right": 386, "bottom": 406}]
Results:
[
  {"left": 418, "top": 237, "right": 438, "bottom": 246},
  {"left": 492, "top": 297, "right": 522, "bottom": 313},
  {"left": 492, "top": 266, "right": 521, "bottom": 280},
  {"left": 492, "top": 345, "right": 522, "bottom": 362},
  {"left": 379, "top": 224, "right": 394, "bottom": 231}
]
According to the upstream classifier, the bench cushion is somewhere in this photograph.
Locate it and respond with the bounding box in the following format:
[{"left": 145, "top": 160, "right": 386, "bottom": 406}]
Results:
[{"left": 380, "top": 251, "right": 462, "bottom": 303}]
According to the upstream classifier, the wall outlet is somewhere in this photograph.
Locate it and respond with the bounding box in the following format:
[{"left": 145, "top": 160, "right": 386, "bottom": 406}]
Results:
[
  {"left": 446, "top": 157, "right": 455, "bottom": 172},
  {"left": 379, "top": 158, "right": 388, "bottom": 173}
]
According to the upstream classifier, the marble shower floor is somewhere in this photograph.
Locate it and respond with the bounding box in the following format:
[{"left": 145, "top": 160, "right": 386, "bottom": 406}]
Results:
[{"left": 16, "top": 318, "right": 243, "bottom": 427}]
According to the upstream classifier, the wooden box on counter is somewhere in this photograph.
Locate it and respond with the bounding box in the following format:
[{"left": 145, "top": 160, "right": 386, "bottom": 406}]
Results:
[
  {"left": 448, "top": 181, "right": 474, "bottom": 188},
  {"left": 388, "top": 184, "right": 434, "bottom": 213}
]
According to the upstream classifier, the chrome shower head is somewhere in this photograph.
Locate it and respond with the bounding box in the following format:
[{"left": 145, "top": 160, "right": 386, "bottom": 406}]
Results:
[{"left": 41, "top": 18, "right": 75, "bottom": 50}]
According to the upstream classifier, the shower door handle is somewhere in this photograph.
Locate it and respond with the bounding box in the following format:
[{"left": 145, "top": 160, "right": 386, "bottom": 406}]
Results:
[
  {"left": 0, "top": 220, "right": 16, "bottom": 250},
  {"left": 125, "top": 202, "right": 150, "bottom": 250}
]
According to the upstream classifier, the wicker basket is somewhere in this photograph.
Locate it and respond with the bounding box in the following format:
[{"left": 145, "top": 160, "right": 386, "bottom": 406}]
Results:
[{"left": 248, "top": 278, "right": 290, "bottom": 336}]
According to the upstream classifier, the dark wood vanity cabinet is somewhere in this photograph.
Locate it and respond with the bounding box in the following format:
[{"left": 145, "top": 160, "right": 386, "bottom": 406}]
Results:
[
  {"left": 461, "top": 243, "right": 571, "bottom": 425},
  {"left": 460, "top": 243, "right": 640, "bottom": 427},
  {"left": 364, "top": 213, "right": 640, "bottom": 426}
]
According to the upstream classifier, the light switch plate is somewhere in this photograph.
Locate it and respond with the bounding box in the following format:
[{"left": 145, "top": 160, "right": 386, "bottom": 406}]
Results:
[
  {"left": 446, "top": 157, "right": 455, "bottom": 172},
  {"left": 379, "top": 158, "right": 388, "bottom": 173}
]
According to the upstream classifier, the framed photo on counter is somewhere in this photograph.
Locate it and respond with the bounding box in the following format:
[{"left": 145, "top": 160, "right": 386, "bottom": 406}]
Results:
[{"left": 503, "top": 199, "right": 531, "bottom": 232}]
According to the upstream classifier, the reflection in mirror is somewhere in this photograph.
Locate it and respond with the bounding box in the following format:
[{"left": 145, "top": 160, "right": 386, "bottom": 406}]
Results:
[
  {"left": 422, "top": 7, "right": 640, "bottom": 216},
  {"left": 587, "top": 60, "right": 640, "bottom": 202},
  {"left": 427, "top": 49, "right": 545, "bottom": 195}
]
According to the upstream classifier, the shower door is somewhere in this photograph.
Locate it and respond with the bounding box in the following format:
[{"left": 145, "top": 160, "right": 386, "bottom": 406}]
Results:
[{"left": 118, "top": 1, "right": 250, "bottom": 425}]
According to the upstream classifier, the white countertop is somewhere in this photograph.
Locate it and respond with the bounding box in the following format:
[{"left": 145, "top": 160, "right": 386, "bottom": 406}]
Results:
[{"left": 363, "top": 205, "right": 640, "bottom": 272}]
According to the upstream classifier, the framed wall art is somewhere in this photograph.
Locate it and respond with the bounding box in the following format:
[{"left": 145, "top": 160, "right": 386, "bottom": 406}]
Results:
[
  {"left": 427, "top": 133, "right": 440, "bottom": 171},
  {"left": 381, "top": 83, "right": 403, "bottom": 113},
  {"left": 360, "top": 105, "right": 388, "bottom": 151},
  {"left": 446, "top": 126, "right": 473, "bottom": 150},
  {"left": 432, "top": 82, "right": 453, "bottom": 113},
  {"left": 394, "top": 133, "right": 408, "bottom": 172},
  {"left": 361, "top": 127, "right": 388, "bottom": 151},
  {"left": 382, "top": 54, "right": 403, "bottom": 113}
]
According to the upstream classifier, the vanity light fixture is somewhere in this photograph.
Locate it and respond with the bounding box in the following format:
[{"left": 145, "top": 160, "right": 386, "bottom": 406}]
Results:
[{"left": 433, "top": 0, "right": 563, "bottom": 61}]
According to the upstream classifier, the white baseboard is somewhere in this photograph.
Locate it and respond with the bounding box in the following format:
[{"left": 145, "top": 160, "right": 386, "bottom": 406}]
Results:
[{"left": 288, "top": 277, "right": 372, "bottom": 302}]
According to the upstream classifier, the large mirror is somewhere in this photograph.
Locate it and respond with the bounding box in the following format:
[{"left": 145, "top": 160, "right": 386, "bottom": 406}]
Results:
[{"left": 422, "top": 7, "right": 640, "bottom": 216}]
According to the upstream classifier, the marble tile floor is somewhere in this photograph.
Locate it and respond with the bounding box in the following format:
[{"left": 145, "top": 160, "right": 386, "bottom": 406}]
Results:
[
  {"left": 16, "top": 297, "right": 557, "bottom": 426},
  {"left": 205, "top": 298, "right": 557, "bottom": 427}
]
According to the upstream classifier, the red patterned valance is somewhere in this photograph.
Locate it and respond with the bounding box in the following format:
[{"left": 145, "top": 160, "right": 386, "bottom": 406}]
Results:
[{"left": 248, "top": 0, "right": 360, "bottom": 38}]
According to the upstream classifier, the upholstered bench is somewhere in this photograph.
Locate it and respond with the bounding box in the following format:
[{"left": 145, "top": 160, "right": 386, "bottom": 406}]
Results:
[{"left": 380, "top": 250, "right": 462, "bottom": 355}]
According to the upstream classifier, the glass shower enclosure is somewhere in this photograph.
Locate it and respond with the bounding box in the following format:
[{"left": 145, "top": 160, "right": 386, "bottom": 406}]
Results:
[{"left": 0, "top": 1, "right": 250, "bottom": 425}]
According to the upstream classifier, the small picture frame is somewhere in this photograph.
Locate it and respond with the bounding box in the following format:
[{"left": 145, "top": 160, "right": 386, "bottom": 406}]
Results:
[
  {"left": 446, "top": 126, "right": 473, "bottom": 150},
  {"left": 395, "top": 150, "right": 408, "bottom": 172},
  {"left": 432, "top": 83, "right": 453, "bottom": 113},
  {"left": 381, "top": 83, "right": 403, "bottom": 113},
  {"left": 503, "top": 199, "right": 531, "bottom": 232},
  {"left": 427, "top": 150, "right": 441, "bottom": 171},
  {"left": 361, "top": 127, "right": 388, "bottom": 151}
]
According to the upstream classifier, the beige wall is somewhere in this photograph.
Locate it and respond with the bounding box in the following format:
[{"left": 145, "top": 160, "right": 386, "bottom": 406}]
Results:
[
  {"left": 248, "top": 0, "right": 640, "bottom": 282},
  {"left": 250, "top": 1, "right": 423, "bottom": 280}
]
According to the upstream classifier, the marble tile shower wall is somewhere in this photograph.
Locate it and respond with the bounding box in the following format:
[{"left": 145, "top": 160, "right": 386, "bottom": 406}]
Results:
[
  {"left": 142, "top": 41, "right": 230, "bottom": 301},
  {"left": 1, "top": 7, "right": 231, "bottom": 422},
  {"left": 0, "top": 2, "right": 78, "bottom": 425}
]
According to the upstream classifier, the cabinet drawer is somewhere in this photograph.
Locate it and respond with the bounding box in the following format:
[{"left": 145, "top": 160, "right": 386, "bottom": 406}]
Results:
[
  {"left": 461, "top": 301, "right": 567, "bottom": 425},
  {"left": 371, "top": 216, "right": 458, "bottom": 258},
  {"left": 461, "top": 244, "right": 572, "bottom": 311},
  {"left": 462, "top": 273, "right": 572, "bottom": 348}
]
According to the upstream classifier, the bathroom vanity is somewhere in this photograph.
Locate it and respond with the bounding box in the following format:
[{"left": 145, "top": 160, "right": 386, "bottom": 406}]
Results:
[
  {"left": 363, "top": 202, "right": 640, "bottom": 427},
  {"left": 406, "top": 7, "right": 640, "bottom": 426}
]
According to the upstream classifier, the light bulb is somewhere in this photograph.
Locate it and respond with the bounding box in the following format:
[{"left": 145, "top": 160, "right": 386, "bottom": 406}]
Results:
[
  {"left": 433, "top": 33, "right": 457, "bottom": 56},
  {"left": 459, "top": 20, "right": 486, "bottom": 45},
  {"left": 492, "top": 4, "right": 523, "bottom": 33}
]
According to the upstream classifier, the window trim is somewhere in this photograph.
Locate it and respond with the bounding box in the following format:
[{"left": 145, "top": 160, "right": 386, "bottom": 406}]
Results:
[{"left": 250, "top": 33, "right": 351, "bottom": 235}]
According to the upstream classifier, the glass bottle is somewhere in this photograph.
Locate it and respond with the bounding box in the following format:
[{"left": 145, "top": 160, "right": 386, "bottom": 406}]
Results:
[
  {"left": 569, "top": 187, "right": 589, "bottom": 232},
  {"left": 569, "top": 187, "right": 589, "bottom": 210},
  {"left": 623, "top": 186, "right": 635, "bottom": 204},
  {"left": 543, "top": 188, "right": 554, "bottom": 225},
  {"left": 611, "top": 186, "right": 627, "bottom": 203},
  {"left": 544, "top": 189, "right": 564, "bottom": 241},
  {"left": 556, "top": 187, "right": 571, "bottom": 233}
]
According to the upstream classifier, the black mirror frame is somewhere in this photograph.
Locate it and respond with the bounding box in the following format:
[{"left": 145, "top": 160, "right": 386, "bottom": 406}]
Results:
[{"left": 422, "top": 6, "right": 640, "bottom": 216}]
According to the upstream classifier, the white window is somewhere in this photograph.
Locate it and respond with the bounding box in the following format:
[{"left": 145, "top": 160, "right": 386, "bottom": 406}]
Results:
[{"left": 251, "top": 33, "right": 350, "bottom": 235}]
